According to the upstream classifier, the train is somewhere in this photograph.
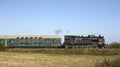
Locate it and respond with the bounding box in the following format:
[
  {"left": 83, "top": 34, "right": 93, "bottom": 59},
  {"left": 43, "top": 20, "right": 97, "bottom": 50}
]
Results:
[{"left": 0, "top": 35, "right": 105, "bottom": 48}]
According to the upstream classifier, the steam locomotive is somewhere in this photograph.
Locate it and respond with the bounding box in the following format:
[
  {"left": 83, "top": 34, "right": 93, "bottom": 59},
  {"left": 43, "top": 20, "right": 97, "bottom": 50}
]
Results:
[{"left": 63, "top": 35, "right": 105, "bottom": 48}]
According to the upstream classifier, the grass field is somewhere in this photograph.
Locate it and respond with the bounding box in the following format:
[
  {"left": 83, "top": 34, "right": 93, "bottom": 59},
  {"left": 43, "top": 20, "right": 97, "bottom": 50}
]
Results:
[{"left": 0, "top": 50, "right": 119, "bottom": 67}]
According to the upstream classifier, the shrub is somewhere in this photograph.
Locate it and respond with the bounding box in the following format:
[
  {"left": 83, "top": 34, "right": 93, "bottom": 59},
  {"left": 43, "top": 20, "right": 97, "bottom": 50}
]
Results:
[
  {"left": 0, "top": 45, "right": 6, "bottom": 51},
  {"left": 7, "top": 48, "right": 120, "bottom": 56},
  {"left": 107, "top": 42, "right": 120, "bottom": 49},
  {"left": 110, "top": 58, "right": 120, "bottom": 67},
  {"left": 95, "top": 58, "right": 110, "bottom": 67},
  {"left": 94, "top": 58, "right": 120, "bottom": 67}
]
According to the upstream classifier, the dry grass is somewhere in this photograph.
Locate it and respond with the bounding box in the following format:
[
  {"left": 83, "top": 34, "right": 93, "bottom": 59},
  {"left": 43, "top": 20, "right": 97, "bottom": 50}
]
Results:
[{"left": 0, "top": 52, "right": 119, "bottom": 67}]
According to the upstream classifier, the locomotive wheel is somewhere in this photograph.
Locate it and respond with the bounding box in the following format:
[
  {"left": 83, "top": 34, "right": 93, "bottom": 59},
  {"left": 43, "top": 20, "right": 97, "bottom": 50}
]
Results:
[
  {"left": 65, "top": 45, "right": 69, "bottom": 49},
  {"left": 72, "top": 46, "right": 75, "bottom": 49}
]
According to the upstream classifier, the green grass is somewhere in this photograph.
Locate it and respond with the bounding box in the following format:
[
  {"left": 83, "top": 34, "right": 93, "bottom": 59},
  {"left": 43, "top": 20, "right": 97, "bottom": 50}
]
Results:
[{"left": 7, "top": 48, "right": 120, "bottom": 56}]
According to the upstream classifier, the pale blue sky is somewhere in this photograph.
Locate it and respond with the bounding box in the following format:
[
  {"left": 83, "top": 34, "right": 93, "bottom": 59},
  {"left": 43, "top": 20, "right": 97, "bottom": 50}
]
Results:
[{"left": 0, "top": 0, "right": 120, "bottom": 43}]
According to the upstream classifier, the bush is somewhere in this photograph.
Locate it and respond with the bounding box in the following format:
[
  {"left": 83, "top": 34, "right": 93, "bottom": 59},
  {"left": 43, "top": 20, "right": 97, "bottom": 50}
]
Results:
[
  {"left": 94, "top": 58, "right": 120, "bottom": 67},
  {"left": 7, "top": 48, "right": 120, "bottom": 56},
  {"left": 0, "top": 45, "right": 6, "bottom": 51},
  {"left": 110, "top": 58, "right": 120, "bottom": 67},
  {"left": 95, "top": 58, "right": 110, "bottom": 67},
  {"left": 107, "top": 42, "right": 120, "bottom": 49}
]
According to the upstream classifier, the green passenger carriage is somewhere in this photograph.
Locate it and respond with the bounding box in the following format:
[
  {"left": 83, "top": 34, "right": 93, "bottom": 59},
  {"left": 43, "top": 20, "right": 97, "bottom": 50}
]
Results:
[{"left": 0, "top": 35, "right": 61, "bottom": 48}]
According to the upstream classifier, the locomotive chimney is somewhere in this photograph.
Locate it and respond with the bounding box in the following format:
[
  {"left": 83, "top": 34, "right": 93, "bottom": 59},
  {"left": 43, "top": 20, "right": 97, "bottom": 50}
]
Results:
[{"left": 99, "top": 35, "right": 101, "bottom": 37}]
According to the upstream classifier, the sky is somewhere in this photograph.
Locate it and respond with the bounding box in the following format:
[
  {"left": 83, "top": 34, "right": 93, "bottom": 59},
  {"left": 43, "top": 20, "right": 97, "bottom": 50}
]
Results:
[{"left": 0, "top": 0, "right": 120, "bottom": 43}]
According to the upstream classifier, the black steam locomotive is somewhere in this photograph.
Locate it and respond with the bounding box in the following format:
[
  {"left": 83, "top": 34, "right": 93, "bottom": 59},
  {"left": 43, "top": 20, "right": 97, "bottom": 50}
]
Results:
[{"left": 63, "top": 35, "right": 105, "bottom": 48}]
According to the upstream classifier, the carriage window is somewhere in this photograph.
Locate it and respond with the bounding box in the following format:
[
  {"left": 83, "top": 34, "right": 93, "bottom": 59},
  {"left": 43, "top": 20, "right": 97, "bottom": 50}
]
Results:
[
  {"left": 39, "top": 42, "right": 41, "bottom": 45},
  {"left": 26, "top": 42, "right": 29, "bottom": 45},
  {"left": 11, "top": 40, "right": 14, "bottom": 43},
  {"left": 53, "top": 40, "right": 56, "bottom": 43},
  {"left": 21, "top": 42, "right": 24, "bottom": 45},
  {"left": 34, "top": 42, "right": 37, "bottom": 45},
  {"left": 45, "top": 39, "right": 50, "bottom": 43},
  {"left": 1, "top": 40, "right": 4, "bottom": 43}
]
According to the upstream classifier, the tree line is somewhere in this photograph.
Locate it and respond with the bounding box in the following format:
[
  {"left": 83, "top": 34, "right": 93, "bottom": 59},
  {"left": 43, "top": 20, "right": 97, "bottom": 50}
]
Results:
[{"left": 106, "top": 42, "right": 120, "bottom": 49}]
